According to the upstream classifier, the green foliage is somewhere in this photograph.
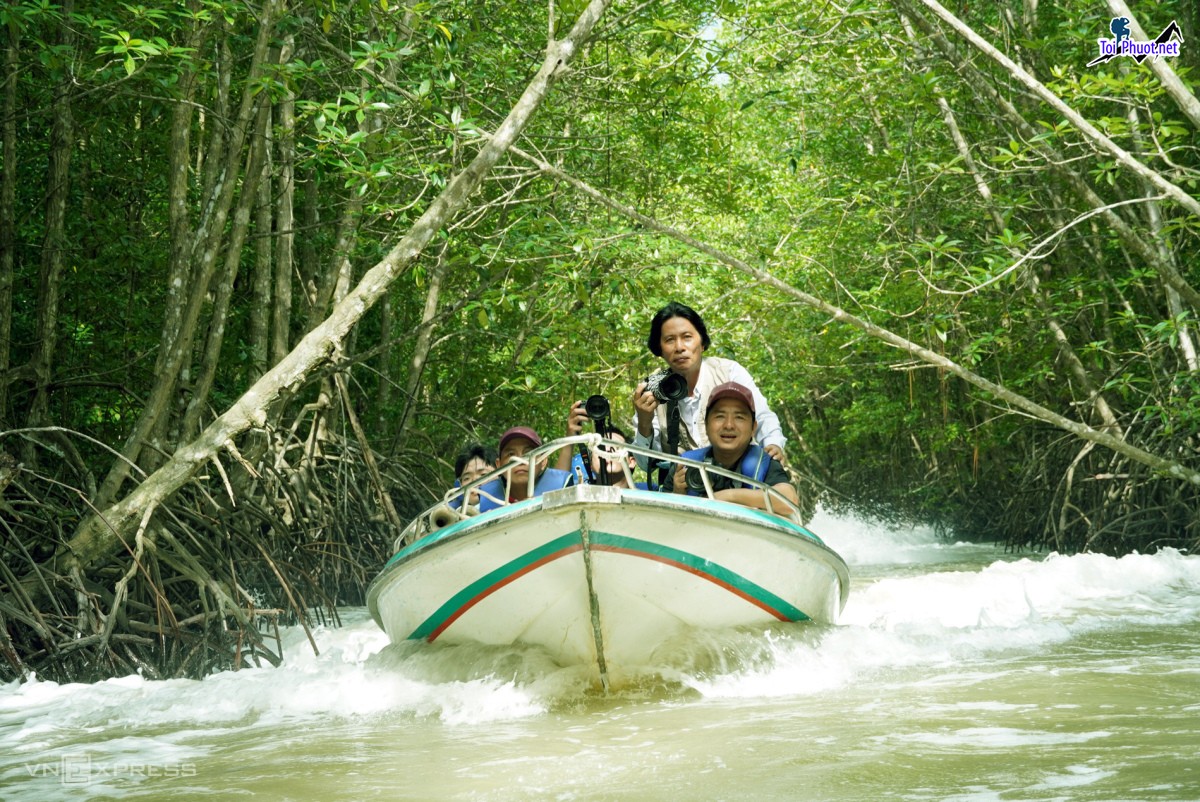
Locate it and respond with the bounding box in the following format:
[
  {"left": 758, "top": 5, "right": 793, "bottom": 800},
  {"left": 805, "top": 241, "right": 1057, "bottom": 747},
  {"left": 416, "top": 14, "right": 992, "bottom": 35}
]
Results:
[{"left": 5, "top": 0, "right": 1198, "bottom": 551}]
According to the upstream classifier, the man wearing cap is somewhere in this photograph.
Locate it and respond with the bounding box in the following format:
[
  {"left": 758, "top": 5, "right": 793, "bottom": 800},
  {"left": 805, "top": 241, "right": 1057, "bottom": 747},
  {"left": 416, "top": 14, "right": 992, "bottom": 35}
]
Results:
[
  {"left": 664, "top": 382, "right": 798, "bottom": 512},
  {"left": 476, "top": 426, "right": 573, "bottom": 512},
  {"left": 630, "top": 301, "right": 786, "bottom": 472}
]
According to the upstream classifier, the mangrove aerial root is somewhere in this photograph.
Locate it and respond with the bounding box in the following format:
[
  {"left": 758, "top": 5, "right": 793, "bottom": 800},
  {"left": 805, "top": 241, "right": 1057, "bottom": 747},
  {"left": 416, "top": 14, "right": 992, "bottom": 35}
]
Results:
[{"left": 0, "top": 412, "right": 429, "bottom": 684}]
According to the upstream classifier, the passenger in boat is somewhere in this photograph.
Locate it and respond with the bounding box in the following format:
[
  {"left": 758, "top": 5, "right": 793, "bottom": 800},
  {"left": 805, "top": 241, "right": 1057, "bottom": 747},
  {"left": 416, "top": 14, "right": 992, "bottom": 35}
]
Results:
[
  {"left": 630, "top": 302, "right": 787, "bottom": 473},
  {"left": 476, "top": 426, "right": 573, "bottom": 511},
  {"left": 553, "top": 400, "right": 649, "bottom": 488},
  {"left": 663, "top": 381, "right": 798, "bottom": 511},
  {"left": 450, "top": 442, "right": 496, "bottom": 508},
  {"left": 580, "top": 424, "right": 651, "bottom": 489},
  {"left": 596, "top": 425, "right": 654, "bottom": 490},
  {"left": 555, "top": 398, "right": 593, "bottom": 475}
]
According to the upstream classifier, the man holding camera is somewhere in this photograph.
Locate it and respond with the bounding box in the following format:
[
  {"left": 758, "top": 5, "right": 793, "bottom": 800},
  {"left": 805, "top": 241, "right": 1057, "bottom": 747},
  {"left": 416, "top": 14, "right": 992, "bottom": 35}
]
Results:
[
  {"left": 555, "top": 400, "right": 650, "bottom": 489},
  {"left": 663, "top": 382, "right": 797, "bottom": 511},
  {"left": 631, "top": 302, "right": 786, "bottom": 467}
]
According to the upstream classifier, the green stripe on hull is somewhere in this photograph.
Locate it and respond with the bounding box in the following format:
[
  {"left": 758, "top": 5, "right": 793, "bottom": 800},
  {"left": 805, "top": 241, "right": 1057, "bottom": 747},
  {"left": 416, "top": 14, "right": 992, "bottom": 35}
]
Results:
[
  {"left": 588, "top": 531, "right": 808, "bottom": 622},
  {"left": 408, "top": 530, "right": 810, "bottom": 642},
  {"left": 408, "top": 533, "right": 581, "bottom": 641},
  {"left": 384, "top": 495, "right": 826, "bottom": 571}
]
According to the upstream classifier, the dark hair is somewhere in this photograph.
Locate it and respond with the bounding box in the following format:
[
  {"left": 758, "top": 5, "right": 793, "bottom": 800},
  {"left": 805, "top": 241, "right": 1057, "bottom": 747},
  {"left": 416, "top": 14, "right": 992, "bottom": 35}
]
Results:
[
  {"left": 454, "top": 442, "right": 497, "bottom": 477},
  {"left": 605, "top": 423, "right": 630, "bottom": 442},
  {"left": 646, "top": 301, "right": 711, "bottom": 357}
]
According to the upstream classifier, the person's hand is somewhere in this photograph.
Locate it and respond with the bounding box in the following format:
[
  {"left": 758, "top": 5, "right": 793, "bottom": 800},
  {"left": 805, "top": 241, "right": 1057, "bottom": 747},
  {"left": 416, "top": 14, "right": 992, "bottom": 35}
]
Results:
[
  {"left": 671, "top": 463, "right": 688, "bottom": 495},
  {"left": 633, "top": 382, "right": 658, "bottom": 436},
  {"left": 565, "top": 400, "right": 588, "bottom": 437},
  {"left": 764, "top": 444, "right": 785, "bottom": 464}
]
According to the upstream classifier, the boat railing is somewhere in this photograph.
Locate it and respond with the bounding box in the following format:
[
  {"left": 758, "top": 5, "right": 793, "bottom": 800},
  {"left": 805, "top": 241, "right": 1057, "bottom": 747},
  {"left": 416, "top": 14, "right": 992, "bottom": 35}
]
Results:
[{"left": 397, "top": 434, "right": 802, "bottom": 549}]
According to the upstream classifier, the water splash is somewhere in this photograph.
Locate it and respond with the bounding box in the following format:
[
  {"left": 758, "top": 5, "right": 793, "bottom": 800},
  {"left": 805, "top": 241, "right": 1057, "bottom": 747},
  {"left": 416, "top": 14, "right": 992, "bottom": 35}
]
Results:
[{"left": 3, "top": 509, "right": 1199, "bottom": 801}]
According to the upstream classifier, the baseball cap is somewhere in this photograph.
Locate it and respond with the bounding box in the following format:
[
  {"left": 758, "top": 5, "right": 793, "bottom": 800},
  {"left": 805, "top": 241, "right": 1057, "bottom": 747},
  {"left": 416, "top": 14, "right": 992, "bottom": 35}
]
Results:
[
  {"left": 706, "top": 382, "right": 755, "bottom": 416},
  {"left": 498, "top": 426, "right": 543, "bottom": 452}
]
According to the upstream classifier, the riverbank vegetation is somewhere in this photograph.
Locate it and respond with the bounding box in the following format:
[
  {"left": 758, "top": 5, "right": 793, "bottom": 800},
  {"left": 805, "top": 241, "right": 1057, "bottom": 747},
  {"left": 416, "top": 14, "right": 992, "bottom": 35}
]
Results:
[{"left": 2, "top": 0, "right": 1198, "bottom": 681}]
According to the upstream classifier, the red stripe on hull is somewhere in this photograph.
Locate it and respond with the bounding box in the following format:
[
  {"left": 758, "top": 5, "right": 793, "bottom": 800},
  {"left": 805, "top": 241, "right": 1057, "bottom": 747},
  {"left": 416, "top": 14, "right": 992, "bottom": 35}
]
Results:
[
  {"left": 427, "top": 544, "right": 583, "bottom": 642},
  {"left": 590, "top": 545, "right": 791, "bottom": 621}
]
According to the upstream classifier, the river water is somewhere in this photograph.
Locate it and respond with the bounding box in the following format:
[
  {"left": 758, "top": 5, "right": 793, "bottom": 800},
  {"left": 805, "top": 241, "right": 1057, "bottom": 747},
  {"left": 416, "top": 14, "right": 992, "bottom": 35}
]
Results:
[{"left": 3, "top": 510, "right": 1199, "bottom": 801}]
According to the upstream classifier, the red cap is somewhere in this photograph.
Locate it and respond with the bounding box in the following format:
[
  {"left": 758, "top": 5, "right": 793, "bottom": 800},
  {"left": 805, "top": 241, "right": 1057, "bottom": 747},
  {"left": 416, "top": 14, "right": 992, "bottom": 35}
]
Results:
[
  {"left": 706, "top": 382, "right": 755, "bottom": 416},
  {"left": 498, "top": 426, "right": 542, "bottom": 452}
]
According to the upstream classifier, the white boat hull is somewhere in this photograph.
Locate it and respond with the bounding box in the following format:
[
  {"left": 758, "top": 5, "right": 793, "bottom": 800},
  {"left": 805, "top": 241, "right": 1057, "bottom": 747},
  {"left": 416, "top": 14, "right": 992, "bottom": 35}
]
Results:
[{"left": 368, "top": 485, "right": 849, "bottom": 686}]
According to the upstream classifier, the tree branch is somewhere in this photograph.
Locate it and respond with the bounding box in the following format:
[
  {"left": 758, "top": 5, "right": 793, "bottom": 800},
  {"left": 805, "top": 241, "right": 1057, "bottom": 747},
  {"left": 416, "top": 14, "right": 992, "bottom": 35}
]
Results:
[
  {"left": 914, "top": 0, "right": 1200, "bottom": 219},
  {"left": 509, "top": 145, "right": 1200, "bottom": 486},
  {"left": 24, "top": 0, "right": 613, "bottom": 589}
]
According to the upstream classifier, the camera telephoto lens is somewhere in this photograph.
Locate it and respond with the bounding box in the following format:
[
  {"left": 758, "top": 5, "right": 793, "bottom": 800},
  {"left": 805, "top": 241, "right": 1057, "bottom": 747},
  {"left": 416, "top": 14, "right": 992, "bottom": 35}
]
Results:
[
  {"left": 685, "top": 467, "right": 705, "bottom": 493},
  {"left": 585, "top": 394, "right": 610, "bottom": 421},
  {"left": 645, "top": 370, "right": 688, "bottom": 403}
]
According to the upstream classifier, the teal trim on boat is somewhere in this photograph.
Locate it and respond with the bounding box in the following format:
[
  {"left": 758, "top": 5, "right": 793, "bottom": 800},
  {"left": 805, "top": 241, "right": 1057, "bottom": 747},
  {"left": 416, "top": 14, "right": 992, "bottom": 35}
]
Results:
[
  {"left": 409, "top": 530, "right": 810, "bottom": 642},
  {"left": 409, "top": 533, "right": 581, "bottom": 641},
  {"left": 589, "top": 531, "right": 808, "bottom": 622},
  {"left": 386, "top": 492, "right": 826, "bottom": 572},
  {"left": 623, "top": 490, "right": 828, "bottom": 547},
  {"left": 383, "top": 498, "right": 540, "bottom": 568}
]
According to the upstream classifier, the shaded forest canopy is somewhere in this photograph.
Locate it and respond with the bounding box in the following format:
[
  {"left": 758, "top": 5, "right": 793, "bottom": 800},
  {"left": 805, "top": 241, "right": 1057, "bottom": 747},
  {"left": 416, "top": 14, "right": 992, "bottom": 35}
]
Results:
[{"left": 1, "top": 0, "right": 1198, "bottom": 682}]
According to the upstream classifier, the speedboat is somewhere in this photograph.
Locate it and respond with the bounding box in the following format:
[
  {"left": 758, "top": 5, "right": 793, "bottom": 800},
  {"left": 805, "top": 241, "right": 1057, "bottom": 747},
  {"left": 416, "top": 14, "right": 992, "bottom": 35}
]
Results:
[{"left": 367, "top": 436, "right": 849, "bottom": 690}]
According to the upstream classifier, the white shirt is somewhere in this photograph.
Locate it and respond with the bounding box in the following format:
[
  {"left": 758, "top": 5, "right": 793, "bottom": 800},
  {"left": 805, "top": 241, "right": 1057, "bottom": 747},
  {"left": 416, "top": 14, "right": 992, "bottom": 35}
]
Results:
[{"left": 631, "top": 358, "right": 786, "bottom": 468}]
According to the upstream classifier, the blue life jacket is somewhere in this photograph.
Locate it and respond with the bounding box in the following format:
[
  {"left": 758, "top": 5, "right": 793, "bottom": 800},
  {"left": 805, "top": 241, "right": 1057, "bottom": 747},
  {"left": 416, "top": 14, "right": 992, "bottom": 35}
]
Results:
[
  {"left": 679, "top": 444, "right": 770, "bottom": 496},
  {"left": 571, "top": 452, "right": 658, "bottom": 490},
  {"left": 448, "top": 478, "right": 482, "bottom": 511},
  {"left": 477, "top": 467, "right": 573, "bottom": 512},
  {"left": 569, "top": 452, "right": 593, "bottom": 486},
  {"left": 448, "top": 478, "right": 466, "bottom": 511}
]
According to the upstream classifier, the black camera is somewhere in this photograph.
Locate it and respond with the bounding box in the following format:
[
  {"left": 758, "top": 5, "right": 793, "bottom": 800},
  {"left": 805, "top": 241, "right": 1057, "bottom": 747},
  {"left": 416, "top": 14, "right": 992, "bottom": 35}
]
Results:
[
  {"left": 584, "top": 394, "right": 610, "bottom": 422},
  {"left": 684, "top": 456, "right": 717, "bottom": 493},
  {"left": 645, "top": 369, "right": 687, "bottom": 403}
]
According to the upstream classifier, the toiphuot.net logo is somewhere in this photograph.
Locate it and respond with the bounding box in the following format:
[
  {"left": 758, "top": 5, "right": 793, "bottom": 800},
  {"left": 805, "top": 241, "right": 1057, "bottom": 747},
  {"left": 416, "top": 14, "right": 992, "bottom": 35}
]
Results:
[{"left": 1088, "top": 17, "right": 1183, "bottom": 67}]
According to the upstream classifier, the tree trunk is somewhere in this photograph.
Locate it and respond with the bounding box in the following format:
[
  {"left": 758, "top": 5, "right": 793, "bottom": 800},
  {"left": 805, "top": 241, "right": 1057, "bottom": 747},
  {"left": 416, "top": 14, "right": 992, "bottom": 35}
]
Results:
[
  {"left": 306, "top": 197, "right": 361, "bottom": 336},
  {"left": 375, "top": 292, "right": 395, "bottom": 436},
  {"left": 895, "top": 0, "right": 1200, "bottom": 314},
  {"left": 914, "top": 0, "right": 1200, "bottom": 220},
  {"left": 1106, "top": 0, "right": 1200, "bottom": 131},
  {"left": 181, "top": 103, "right": 273, "bottom": 439},
  {"left": 248, "top": 112, "right": 273, "bottom": 383},
  {"left": 1124, "top": 104, "right": 1199, "bottom": 372},
  {"left": 271, "top": 35, "right": 296, "bottom": 368},
  {"left": 166, "top": 22, "right": 218, "bottom": 367},
  {"left": 296, "top": 166, "right": 320, "bottom": 331},
  {"left": 0, "top": 19, "right": 17, "bottom": 422},
  {"left": 393, "top": 249, "right": 449, "bottom": 445},
  {"left": 26, "top": 0, "right": 75, "bottom": 434},
  {"left": 19, "top": 0, "right": 613, "bottom": 591},
  {"left": 925, "top": 81, "right": 1124, "bottom": 434},
  {"left": 303, "top": 194, "right": 363, "bottom": 447},
  {"left": 94, "top": 0, "right": 280, "bottom": 507}
]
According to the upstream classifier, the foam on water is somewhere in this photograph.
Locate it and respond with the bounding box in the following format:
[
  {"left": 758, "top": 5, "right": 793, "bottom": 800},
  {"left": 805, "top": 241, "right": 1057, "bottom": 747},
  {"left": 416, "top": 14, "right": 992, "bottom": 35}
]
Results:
[
  {"left": 2, "top": 509, "right": 1199, "bottom": 754},
  {"left": 807, "top": 507, "right": 989, "bottom": 566},
  {"left": 662, "top": 514, "right": 1200, "bottom": 700}
]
